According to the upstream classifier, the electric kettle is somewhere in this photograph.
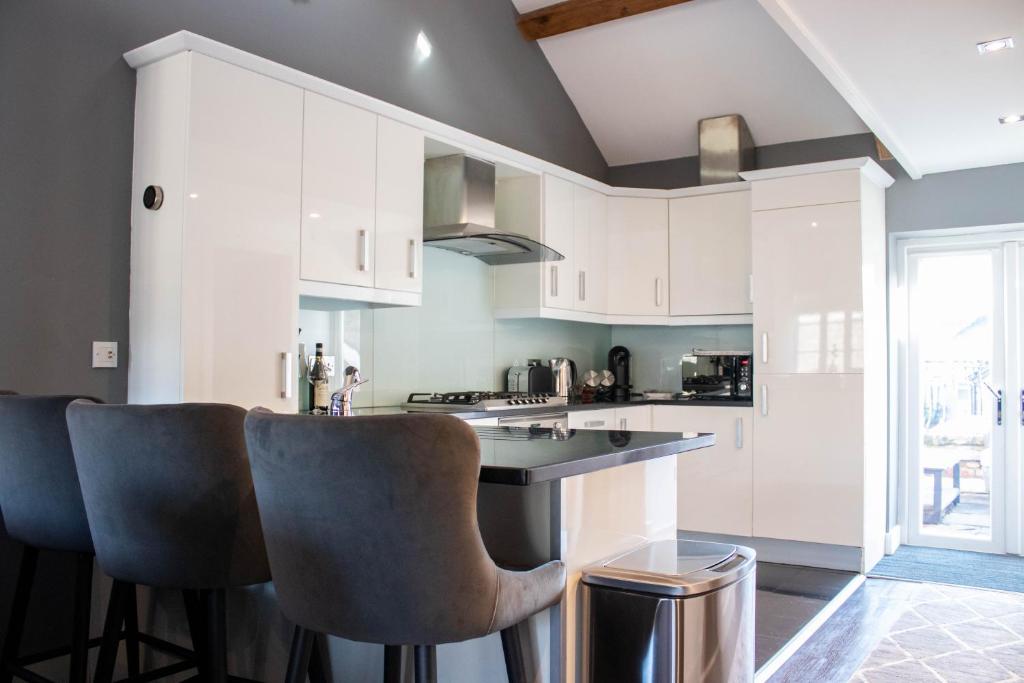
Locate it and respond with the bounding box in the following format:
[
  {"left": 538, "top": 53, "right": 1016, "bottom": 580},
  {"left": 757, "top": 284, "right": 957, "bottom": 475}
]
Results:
[{"left": 549, "top": 358, "right": 577, "bottom": 399}]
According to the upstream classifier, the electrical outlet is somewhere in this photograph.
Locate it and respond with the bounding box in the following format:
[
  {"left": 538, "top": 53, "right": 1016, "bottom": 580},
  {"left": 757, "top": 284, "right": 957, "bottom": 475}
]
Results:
[{"left": 92, "top": 341, "right": 118, "bottom": 368}]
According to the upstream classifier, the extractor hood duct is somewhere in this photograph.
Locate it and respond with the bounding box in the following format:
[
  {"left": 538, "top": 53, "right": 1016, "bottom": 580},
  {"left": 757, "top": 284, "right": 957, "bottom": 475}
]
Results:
[
  {"left": 423, "top": 155, "right": 564, "bottom": 265},
  {"left": 699, "top": 114, "right": 755, "bottom": 185}
]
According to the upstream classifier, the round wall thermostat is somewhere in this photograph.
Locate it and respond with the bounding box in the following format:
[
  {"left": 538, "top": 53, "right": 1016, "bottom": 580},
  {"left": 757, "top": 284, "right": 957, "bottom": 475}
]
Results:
[{"left": 143, "top": 185, "right": 164, "bottom": 210}]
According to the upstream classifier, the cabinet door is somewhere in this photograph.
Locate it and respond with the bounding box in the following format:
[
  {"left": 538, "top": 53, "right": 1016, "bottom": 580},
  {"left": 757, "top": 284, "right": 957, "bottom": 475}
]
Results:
[
  {"left": 374, "top": 117, "right": 424, "bottom": 293},
  {"left": 573, "top": 186, "right": 607, "bottom": 313},
  {"left": 568, "top": 408, "right": 616, "bottom": 430},
  {"left": 181, "top": 54, "right": 302, "bottom": 411},
  {"left": 652, "top": 406, "right": 753, "bottom": 536},
  {"left": 543, "top": 175, "right": 575, "bottom": 309},
  {"left": 607, "top": 197, "right": 669, "bottom": 316},
  {"left": 752, "top": 374, "right": 863, "bottom": 546},
  {"left": 614, "top": 405, "right": 652, "bottom": 431},
  {"left": 300, "top": 91, "right": 377, "bottom": 287},
  {"left": 669, "top": 191, "right": 752, "bottom": 316},
  {"left": 752, "top": 201, "right": 863, "bottom": 374}
]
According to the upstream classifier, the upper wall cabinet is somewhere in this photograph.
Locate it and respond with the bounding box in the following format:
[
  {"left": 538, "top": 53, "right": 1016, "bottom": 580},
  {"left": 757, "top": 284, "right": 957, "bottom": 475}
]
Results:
[
  {"left": 669, "top": 190, "right": 752, "bottom": 317},
  {"left": 574, "top": 185, "right": 608, "bottom": 314},
  {"left": 129, "top": 52, "right": 303, "bottom": 411},
  {"left": 300, "top": 92, "right": 377, "bottom": 289},
  {"left": 374, "top": 118, "right": 424, "bottom": 293},
  {"left": 606, "top": 197, "right": 669, "bottom": 316},
  {"left": 543, "top": 175, "right": 576, "bottom": 310}
]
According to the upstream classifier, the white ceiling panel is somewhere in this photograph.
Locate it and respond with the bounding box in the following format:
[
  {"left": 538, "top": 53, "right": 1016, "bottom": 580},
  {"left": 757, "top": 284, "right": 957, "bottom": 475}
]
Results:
[
  {"left": 511, "top": 0, "right": 869, "bottom": 166},
  {"left": 757, "top": 0, "right": 1024, "bottom": 177}
]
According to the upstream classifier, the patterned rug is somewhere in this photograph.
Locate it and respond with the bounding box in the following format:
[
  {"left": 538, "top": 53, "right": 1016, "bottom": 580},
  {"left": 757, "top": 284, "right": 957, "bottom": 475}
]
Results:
[{"left": 852, "top": 582, "right": 1024, "bottom": 682}]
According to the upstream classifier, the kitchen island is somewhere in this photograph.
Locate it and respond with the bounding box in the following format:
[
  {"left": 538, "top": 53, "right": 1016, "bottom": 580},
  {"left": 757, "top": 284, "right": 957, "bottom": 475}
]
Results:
[{"left": 116, "top": 426, "right": 712, "bottom": 683}]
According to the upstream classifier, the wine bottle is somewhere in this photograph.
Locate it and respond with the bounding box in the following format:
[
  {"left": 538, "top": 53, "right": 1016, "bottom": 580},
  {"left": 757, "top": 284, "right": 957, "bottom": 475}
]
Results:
[{"left": 310, "top": 343, "right": 330, "bottom": 413}]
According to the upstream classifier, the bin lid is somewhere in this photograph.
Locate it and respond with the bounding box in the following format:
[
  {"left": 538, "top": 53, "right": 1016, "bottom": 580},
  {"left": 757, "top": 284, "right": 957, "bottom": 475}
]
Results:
[{"left": 582, "top": 540, "right": 756, "bottom": 597}]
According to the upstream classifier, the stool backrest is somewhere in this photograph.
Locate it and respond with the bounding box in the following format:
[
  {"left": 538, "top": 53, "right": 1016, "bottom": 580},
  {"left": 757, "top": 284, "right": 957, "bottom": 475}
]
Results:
[
  {"left": 245, "top": 411, "right": 501, "bottom": 645},
  {"left": 66, "top": 401, "right": 270, "bottom": 589},
  {"left": 0, "top": 395, "right": 95, "bottom": 554}
]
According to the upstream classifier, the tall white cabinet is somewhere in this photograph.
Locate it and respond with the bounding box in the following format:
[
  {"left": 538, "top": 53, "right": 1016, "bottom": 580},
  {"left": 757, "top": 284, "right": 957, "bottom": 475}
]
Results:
[
  {"left": 128, "top": 52, "right": 303, "bottom": 411},
  {"left": 744, "top": 161, "right": 891, "bottom": 569}
]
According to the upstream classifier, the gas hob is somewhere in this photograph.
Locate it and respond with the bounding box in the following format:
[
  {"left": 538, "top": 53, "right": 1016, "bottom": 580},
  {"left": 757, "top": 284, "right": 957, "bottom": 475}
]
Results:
[{"left": 402, "top": 391, "right": 567, "bottom": 413}]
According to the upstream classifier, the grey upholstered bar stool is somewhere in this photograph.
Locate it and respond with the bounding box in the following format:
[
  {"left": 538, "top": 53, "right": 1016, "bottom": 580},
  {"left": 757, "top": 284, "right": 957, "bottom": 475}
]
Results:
[
  {"left": 66, "top": 401, "right": 274, "bottom": 683},
  {"left": 0, "top": 394, "right": 141, "bottom": 683},
  {"left": 244, "top": 411, "right": 566, "bottom": 683}
]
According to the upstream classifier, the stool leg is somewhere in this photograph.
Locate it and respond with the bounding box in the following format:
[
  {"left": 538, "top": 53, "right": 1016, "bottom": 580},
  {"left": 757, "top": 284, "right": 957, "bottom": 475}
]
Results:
[
  {"left": 500, "top": 624, "right": 529, "bottom": 683},
  {"left": 413, "top": 645, "right": 437, "bottom": 683},
  {"left": 204, "top": 589, "right": 228, "bottom": 683},
  {"left": 95, "top": 580, "right": 129, "bottom": 683},
  {"left": 183, "top": 589, "right": 208, "bottom": 678},
  {"left": 284, "top": 626, "right": 314, "bottom": 683},
  {"left": 0, "top": 545, "right": 38, "bottom": 683},
  {"left": 123, "top": 583, "right": 141, "bottom": 679},
  {"left": 383, "top": 645, "right": 403, "bottom": 683},
  {"left": 309, "top": 633, "right": 331, "bottom": 683},
  {"left": 69, "top": 552, "right": 93, "bottom": 683}
]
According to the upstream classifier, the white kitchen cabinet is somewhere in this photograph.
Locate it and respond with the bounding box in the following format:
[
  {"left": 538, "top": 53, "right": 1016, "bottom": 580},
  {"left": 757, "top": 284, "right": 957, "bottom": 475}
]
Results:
[
  {"left": 129, "top": 52, "right": 302, "bottom": 411},
  {"left": 751, "top": 200, "right": 864, "bottom": 374},
  {"left": 374, "top": 117, "right": 424, "bottom": 293},
  {"left": 669, "top": 191, "right": 752, "bottom": 316},
  {"left": 568, "top": 408, "right": 617, "bottom": 430},
  {"left": 752, "top": 374, "right": 864, "bottom": 547},
  {"left": 300, "top": 91, "right": 377, "bottom": 288},
  {"left": 652, "top": 406, "right": 753, "bottom": 537},
  {"left": 573, "top": 185, "right": 608, "bottom": 314},
  {"left": 607, "top": 197, "right": 669, "bottom": 316},
  {"left": 614, "top": 405, "right": 652, "bottom": 431},
  {"left": 543, "top": 174, "right": 576, "bottom": 310}
]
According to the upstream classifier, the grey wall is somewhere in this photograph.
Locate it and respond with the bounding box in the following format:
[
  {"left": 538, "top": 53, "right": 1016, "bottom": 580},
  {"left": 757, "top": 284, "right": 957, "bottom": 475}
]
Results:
[
  {"left": 608, "top": 132, "right": 1024, "bottom": 232},
  {"left": 0, "top": 0, "right": 605, "bottom": 404}
]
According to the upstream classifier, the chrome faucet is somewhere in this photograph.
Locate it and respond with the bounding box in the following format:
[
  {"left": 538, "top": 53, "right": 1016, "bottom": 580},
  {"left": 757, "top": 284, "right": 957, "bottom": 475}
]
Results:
[{"left": 329, "top": 366, "right": 369, "bottom": 416}]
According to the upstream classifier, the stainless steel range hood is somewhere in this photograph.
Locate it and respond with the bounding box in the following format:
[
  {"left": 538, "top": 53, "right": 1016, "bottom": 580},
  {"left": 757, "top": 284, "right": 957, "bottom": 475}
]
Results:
[{"left": 423, "top": 154, "right": 564, "bottom": 265}]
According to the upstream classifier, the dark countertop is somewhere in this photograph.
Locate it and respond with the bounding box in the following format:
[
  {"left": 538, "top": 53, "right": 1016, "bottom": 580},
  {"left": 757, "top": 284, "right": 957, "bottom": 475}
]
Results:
[
  {"left": 474, "top": 427, "right": 715, "bottom": 485},
  {"left": 348, "top": 396, "right": 752, "bottom": 420}
]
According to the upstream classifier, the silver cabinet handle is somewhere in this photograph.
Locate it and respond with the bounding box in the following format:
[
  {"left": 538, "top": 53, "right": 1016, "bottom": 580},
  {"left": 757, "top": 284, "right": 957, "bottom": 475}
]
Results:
[
  {"left": 655, "top": 278, "right": 663, "bottom": 307},
  {"left": 761, "top": 385, "right": 768, "bottom": 417},
  {"left": 281, "top": 352, "right": 293, "bottom": 399},
  {"left": 550, "top": 265, "right": 558, "bottom": 297},
  {"left": 579, "top": 271, "right": 586, "bottom": 301},
  {"left": 619, "top": 417, "right": 627, "bottom": 430},
  {"left": 748, "top": 274, "right": 754, "bottom": 304},
  {"left": 735, "top": 417, "right": 743, "bottom": 449},
  {"left": 1020, "top": 390, "right": 1023, "bottom": 427},
  {"left": 408, "top": 238, "right": 417, "bottom": 278},
  {"left": 358, "top": 229, "right": 369, "bottom": 272},
  {"left": 583, "top": 419, "right": 605, "bottom": 428},
  {"left": 761, "top": 333, "right": 769, "bottom": 364}
]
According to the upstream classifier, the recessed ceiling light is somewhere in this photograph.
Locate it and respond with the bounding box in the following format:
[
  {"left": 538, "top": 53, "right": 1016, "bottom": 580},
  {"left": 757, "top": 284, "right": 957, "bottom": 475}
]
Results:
[
  {"left": 977, "top": 37, "right": 1014, "bottom": 54},
  {"left": 415, "top": 31, "right": 432, "bottom": 62},
  {"left": 998, "top": 114, "right": 1024, "bottom": 125}
]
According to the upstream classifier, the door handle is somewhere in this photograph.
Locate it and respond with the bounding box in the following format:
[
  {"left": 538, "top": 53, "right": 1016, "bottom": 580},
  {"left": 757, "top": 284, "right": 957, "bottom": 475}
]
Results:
[
  {"left": 358, "top": 229, "right": 369, "bottom": 272},
  {"left": 408, "top": 238, "right": 417, "bottom": 279},
  {"left": 550, "top": 265, "right": 558, "bottom": 297},
  {"left": 761, "top": 333, "right": 769, "bottom": 364},
  {"left": 619, "top": 417, "right": 627, "bottom": 430},
  {"left": 281, "top": 352, "right": 293, "bottom": 399},
  {"left": 748, "top": 274, "right": 754, "bottom": 304},
  {"left": 735, "top": 417, "right": 743, "bottom": 449},
  {"left": 655, "top": 278, "right": 663, "bottom": 307},
  {"left": 579, "top": 271, "right": 586, "bottom": 301},
  {"left": 1020, "top": 390, "right": 1023, "bottom": 427},
  {"left": 761, "top": 385, "right": 768, "bottom": 417},
  {"left": 584, "top": 419, "right": 605, "bottom": 428},
  {"left": 984, "top": 383, "right": 1003, "bottom": 426}
]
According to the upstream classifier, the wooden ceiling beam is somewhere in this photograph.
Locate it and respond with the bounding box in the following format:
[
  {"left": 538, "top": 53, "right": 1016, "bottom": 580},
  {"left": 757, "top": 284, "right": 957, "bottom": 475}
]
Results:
[{"left": 517, "top": 0, "right": 697, "bottom": 41}]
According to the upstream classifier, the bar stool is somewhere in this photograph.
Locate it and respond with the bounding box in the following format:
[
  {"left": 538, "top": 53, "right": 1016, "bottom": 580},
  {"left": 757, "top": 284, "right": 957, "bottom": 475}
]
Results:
[
  {"left": 244, "top": 411, "right": 566, "bottom": 683},
  {"left": 66, "top": 401, "right": 273, "bottom": 683}
]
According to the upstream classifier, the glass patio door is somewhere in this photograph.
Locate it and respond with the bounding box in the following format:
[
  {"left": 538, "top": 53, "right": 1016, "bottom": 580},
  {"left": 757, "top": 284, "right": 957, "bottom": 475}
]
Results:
[{"left": 906, "top": 246, "right": 1007, "bottom": 553}]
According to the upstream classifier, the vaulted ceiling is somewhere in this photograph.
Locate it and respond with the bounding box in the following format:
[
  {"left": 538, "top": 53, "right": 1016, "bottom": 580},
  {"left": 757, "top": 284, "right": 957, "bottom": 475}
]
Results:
[{"left": 513, "top": 0, "right": 1024, "bottom": 178}]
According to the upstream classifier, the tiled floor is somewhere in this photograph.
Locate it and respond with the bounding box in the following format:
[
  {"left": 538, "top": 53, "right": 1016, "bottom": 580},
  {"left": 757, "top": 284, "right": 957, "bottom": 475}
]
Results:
[
  {"left": 851, "top": 582, "right": 1024, "bottom": 682},
  {"left": 755, "top": 562, "right": 859, "bottom": 670}
]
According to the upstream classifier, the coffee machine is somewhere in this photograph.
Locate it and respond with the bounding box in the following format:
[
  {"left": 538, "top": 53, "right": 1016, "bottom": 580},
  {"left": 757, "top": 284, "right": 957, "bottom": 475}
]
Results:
[{"left": 608, "top": 346, "right": 632, "bottom": 402}]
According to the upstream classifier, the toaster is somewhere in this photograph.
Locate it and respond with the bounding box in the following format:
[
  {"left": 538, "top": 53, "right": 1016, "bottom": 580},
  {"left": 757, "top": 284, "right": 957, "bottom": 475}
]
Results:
[{"left": 506, "top": 361, "right": 553, "bottom": 394}]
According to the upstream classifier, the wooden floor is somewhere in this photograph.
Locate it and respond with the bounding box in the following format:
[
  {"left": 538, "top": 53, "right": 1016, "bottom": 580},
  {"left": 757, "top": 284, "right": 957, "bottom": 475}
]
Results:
[{"left": 772, "top": 578, "right": 1024, "bottom": 682}]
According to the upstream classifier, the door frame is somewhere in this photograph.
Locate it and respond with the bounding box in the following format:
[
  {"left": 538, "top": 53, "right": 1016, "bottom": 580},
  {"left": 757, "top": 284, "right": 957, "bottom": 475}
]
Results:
[{"left": 891, "top": 224, "right": 1024, "bottom": 556}]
